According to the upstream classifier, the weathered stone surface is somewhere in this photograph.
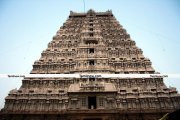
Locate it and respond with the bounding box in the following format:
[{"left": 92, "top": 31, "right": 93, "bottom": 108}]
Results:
[{"left": 1, "top": 9, "right": 180, "bottom": 120}]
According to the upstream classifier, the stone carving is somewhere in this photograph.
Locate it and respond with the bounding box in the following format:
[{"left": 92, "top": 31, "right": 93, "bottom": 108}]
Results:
[{"left": 0, "top": 9, "right": 180, "bottom": 120}]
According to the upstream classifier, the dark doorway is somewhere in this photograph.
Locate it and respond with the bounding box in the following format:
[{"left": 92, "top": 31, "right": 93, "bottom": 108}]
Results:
[{"left": 88, "top": 96, "right": 96, "bottom": 109}]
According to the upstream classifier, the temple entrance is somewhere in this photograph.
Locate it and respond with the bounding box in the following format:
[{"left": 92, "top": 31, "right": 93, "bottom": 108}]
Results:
[{"left": 88, "top": 96, "right": 96, "bottom": 109}]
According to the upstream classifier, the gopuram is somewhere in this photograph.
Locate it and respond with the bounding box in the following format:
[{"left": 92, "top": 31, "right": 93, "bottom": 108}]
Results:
[{"left": 1, "top": 9, "right": 180, "bottom": 120}]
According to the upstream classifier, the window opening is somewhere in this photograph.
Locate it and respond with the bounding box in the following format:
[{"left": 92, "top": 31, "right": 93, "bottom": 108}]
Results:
[
  {"left": 89, "top": 33, "right": 94, "bottom": 37},
  {"left": 89, "top": 20, "right": 93, "bottom": 22},
  {"left": 89, "top": 28, "right": 93, "bottom": 31},
  {"left": 99, "top": 98, "right": 104, "bottom": 107},
  {"left": 90, "top": 24, "right": 93, "bottom": 26},
  {"left": 82, "top": 98, "right": 86, "bottom": 107},
  {"left": 89, "top": 48, "right": 94, "bottom": 53},
  {"left": 89, "top": 60, "right": 95, "bottom": 65}
]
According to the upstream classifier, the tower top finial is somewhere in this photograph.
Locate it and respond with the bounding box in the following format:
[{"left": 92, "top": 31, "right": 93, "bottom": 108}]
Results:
[{"left": 87, "top": 9, "right": 95, "bottom": 14}]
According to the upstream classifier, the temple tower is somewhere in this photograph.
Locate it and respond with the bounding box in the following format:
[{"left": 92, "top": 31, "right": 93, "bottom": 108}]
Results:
[{"left": 1, "top": 9, "right": 180, "bottom": 120}]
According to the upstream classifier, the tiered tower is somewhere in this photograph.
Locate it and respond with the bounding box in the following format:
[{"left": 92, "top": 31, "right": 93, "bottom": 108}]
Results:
[{"left": 1, "top": 9, "right": 180, "bottom": 120}]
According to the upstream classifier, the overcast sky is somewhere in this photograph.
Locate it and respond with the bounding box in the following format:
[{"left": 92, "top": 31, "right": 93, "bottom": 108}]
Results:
[{"left": 0, "top": 0, "right": 180, "bottom": 109}]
